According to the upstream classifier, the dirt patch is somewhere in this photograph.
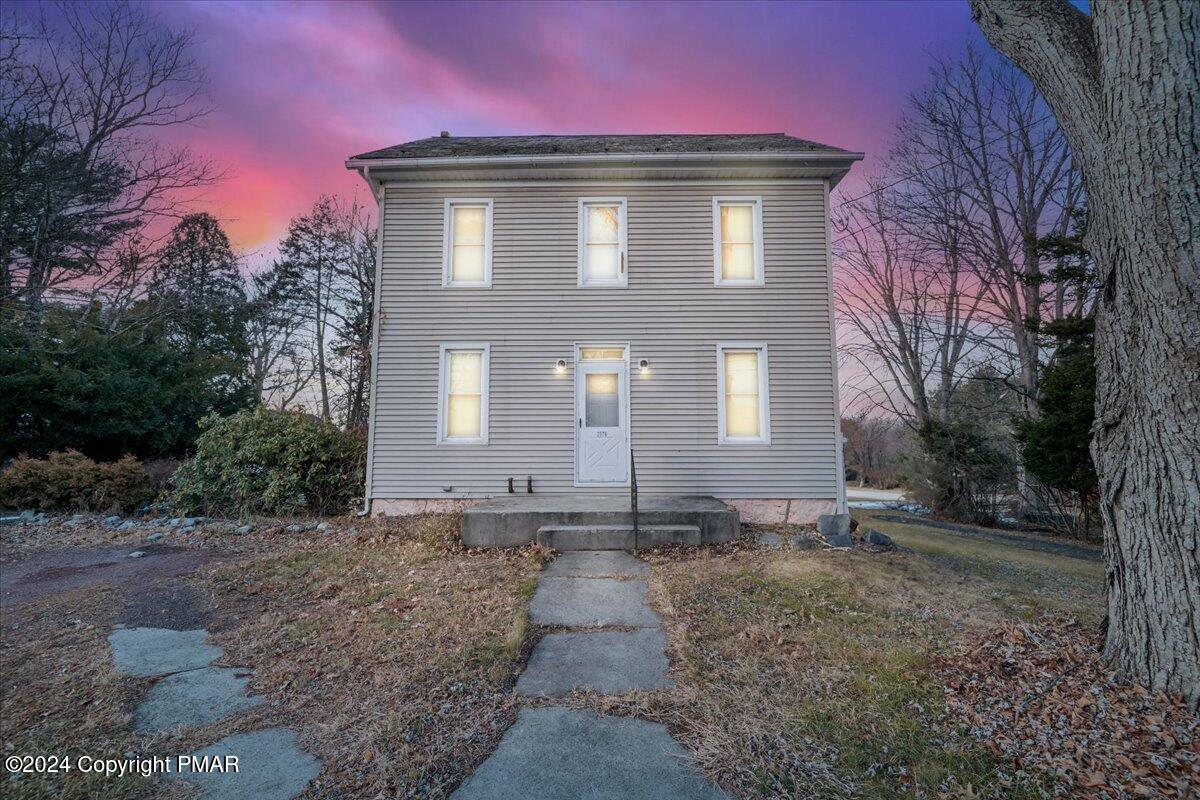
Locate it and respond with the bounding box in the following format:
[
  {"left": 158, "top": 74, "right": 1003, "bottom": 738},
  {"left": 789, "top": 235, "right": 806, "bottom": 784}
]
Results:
[
  {"left": 1, "top": 543, "right": 221, "bottom": 606},
  {"left": 118, "top": 580, "right": 213, "bottom": 629}
]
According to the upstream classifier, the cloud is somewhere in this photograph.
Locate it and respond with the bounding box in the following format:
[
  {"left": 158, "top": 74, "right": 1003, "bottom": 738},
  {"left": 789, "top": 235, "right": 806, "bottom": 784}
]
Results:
[{"left": 102, "top": 0, "right": 978, "bottom": 252}]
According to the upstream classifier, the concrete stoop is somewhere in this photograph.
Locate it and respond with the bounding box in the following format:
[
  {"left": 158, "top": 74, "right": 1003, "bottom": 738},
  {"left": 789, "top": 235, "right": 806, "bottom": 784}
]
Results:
[
  {"left": 536, "top": 524, "right": 700, "bottom": 550},
  {"left": 462, "top": 494, "right": 738, "bottom": 549}
]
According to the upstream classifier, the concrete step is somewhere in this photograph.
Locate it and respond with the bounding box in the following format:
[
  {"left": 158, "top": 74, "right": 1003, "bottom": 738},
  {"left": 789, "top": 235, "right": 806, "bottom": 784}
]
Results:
[
  {"left": 461, "top": 495, "right": 738, "bottom": 548},
  {"left": 536, "top": 524, "right": 701, "bottom": 550}
]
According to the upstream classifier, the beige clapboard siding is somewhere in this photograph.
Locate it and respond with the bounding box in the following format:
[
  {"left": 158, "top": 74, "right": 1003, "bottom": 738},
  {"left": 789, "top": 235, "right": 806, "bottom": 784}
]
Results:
[{"left": 370, "top": 181, "right": 838, "bottom": 498}]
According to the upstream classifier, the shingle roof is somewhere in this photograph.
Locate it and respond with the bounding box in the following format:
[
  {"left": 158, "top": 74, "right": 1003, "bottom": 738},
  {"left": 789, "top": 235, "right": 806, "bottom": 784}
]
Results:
[{"left": 350, "top": 133, "right": 851, "bottom": 162}]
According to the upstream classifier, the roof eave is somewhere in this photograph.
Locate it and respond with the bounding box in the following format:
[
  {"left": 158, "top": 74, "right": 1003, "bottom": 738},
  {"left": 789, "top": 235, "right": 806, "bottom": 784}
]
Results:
[{"left": 344, "top": 150, "right": 864, "bottom": 171}]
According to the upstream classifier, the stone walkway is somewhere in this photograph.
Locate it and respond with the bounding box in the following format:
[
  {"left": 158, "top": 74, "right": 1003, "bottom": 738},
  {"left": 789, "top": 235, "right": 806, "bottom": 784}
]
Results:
[
  {"left": 108, "top": 625, "right": 320, "bottom": 799},
  {"left": 454, "top": 550, "right": 731, "bottom": 800}
]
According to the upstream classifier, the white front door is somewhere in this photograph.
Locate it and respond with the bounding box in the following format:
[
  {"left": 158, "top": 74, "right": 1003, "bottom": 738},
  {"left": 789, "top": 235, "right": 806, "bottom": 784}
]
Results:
[{"left": 575, "top": 360, "right": 629, "bottom": 485}]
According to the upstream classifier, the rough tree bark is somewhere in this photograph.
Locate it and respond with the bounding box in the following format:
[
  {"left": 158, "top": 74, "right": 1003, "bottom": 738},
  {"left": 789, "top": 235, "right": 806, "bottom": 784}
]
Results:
[{"left": 970, "top": 0, "right": 1199, "bottom": 705}]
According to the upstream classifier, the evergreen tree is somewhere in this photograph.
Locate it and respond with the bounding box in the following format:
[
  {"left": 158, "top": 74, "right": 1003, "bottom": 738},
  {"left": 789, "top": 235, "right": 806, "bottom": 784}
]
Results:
[{"left": 147, "top": 213, "right": 253, "bottom": 407}]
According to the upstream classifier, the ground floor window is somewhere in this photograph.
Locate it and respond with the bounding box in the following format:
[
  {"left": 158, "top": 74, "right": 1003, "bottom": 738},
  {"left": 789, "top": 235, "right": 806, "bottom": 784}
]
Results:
[
  {"left": 438, "top": 344, "right": 489, "bottom": 444},
  {"left": 716, "top": 342, "right": 770, "bottom": 444}
]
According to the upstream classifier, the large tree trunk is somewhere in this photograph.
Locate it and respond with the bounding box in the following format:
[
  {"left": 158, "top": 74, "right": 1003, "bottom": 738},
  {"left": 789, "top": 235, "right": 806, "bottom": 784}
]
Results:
[{"left": 970, "top": 0, "right": 1200, "bottom": 705}]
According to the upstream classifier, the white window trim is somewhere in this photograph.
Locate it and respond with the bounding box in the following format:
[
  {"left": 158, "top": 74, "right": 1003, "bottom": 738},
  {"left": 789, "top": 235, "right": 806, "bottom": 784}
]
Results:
[
  {"left": 577, "top": 197, "right": 628, "bottom": 288},
  {"left": 442, "top": 199, "right": 494, "bottom": 288},
  {"left": 712, "top": 196, "right": 765, "bottom": 287},
  {"left": 436, "top": 342, "right": 490, "bottom": 445},
  {"left": 716, "top": 342, "right": 771, "bottom": 445}
]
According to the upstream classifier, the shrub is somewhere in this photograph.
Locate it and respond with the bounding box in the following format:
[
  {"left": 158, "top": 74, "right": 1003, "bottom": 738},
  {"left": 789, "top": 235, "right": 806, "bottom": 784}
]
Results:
[
  {"left": 170, "top": 407, "right": 366, "bottom": 517},
  {"left": 0, "top": 451, "right": 154, "bottom": 513}
]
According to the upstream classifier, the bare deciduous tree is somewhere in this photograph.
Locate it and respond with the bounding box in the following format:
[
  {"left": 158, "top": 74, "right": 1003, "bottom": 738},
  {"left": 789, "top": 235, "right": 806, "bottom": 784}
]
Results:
[
  {"left": 971, "top": 0, "right": 1200, "bottom": 706},
  {"left": 265, "top": 196, "right": 375, "bottom": 427},
  {"left": 842, "top": 413, "right": 904, "bottom": 488},
  {"left": 1, "top": 2, "right": 216, "bottom": 321},
  {"left": 835, "top": 182, "right": 986, "bottom": 427}
]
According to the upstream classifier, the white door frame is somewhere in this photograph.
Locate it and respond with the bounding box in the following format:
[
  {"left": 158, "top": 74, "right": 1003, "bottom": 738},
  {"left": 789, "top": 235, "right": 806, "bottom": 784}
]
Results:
[{"left": 573, "top": 342, "right": 630, "bottom": 488}]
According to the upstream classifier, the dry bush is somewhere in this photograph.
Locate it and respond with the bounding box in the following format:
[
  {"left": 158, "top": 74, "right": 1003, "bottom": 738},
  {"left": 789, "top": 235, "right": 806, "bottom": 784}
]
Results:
[{"left": 0, "top": 451, "right": 153, "bottom": 513}]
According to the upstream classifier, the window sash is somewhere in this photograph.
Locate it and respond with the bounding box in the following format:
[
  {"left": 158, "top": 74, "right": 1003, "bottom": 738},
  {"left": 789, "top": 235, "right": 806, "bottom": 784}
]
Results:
[
  {"left": 578, "top": 199, "right": 627, "bottom": 286},
  {"left": 443, "top": 200, "right": 492, "bottom": 286},
  {"left": 713, "top": 198, "right": 763, "bottom": 286},
  {"left": 717, "top": 344, "right": 769, "bottom": 444},
  {"left": 440, "top": 346, "right": 488, "bottom": 443}
]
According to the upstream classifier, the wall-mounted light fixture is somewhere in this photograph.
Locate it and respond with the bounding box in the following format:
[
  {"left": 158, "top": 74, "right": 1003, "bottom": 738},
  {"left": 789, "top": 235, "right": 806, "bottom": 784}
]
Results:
[
  {"left": 555, "top": 359, "right": 567, "bottom": 375},
  {"left": 638, "top": 358, "right": 650, "bottom": 375}
]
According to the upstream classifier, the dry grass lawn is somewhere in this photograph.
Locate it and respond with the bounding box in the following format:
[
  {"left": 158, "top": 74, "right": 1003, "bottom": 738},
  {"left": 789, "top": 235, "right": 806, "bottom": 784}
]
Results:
[
  {"left": 560, "top": 511, "right": 1109, "bottom": 799},
  {"left": 1, "top": 514, "right": 543, "bottom": 800},
  {"left": 7, "top": 509, "right": 1191, "bottom": 800}
]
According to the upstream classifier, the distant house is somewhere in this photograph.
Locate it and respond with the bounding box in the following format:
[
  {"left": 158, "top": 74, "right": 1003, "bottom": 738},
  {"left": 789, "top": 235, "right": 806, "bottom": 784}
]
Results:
[{"left": 347, "top": 134, "right": 861, "bottom": 525}]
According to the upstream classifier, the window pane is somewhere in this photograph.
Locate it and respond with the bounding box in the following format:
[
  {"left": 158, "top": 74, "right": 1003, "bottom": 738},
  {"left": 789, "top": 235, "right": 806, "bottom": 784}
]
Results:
[
  {"left": 449, "top": 351, "right": 482, "bottom": 393},
  {"left": 446, "top": 395, "right": 481, "bottom": 438},
  {"left": 724, "top": 351, "right": 761, "bottom": 438},
  {"left": 452, "top": 206, "right": 486, "bottom": 244},
  {"left": 580, "top": 347, "right": 625, "bottom": 360},
  {"left": 586, "top": 243, "right": 619, "bottom": 281},
  {"left": 725, "top": 395, "right": 760, "bottom": 438},
  {"left": 722, "top": 243, "right": 755, "bottom": 280},
  {"left": 721, "top": 204, "right": 754, "bottom": 243},
  {"left": 451, "top": 244, "right": 485, "bottom": 282},
  {"left": 586, "top": 205, "right": 619, "bottom": 243},
  {"left": 585, "top": 372, "right": 620, "bottom": 427}
]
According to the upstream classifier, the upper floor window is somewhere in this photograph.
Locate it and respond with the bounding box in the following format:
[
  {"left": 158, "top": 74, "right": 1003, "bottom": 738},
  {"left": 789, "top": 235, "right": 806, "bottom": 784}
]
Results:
[
  {"left": 438, "top": 343, "right": 490, "bottom": 444},
  {"left": 716, "top": 342, "right": 770, "bottom": 444},
  {"left": 577, "top": 198, "right": 628, "bottom": 287},
  {"left": 713, "top": 197, "right": 764, "bottom": 286},
  {"left": 443, "top": 199, "right": 493, "bottom": 287}
]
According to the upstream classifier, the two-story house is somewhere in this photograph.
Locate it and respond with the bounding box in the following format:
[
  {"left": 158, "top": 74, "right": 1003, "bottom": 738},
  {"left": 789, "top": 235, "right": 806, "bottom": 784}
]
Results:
[{"left": 347, "top": 134, "right": 861, "bottom": 542}]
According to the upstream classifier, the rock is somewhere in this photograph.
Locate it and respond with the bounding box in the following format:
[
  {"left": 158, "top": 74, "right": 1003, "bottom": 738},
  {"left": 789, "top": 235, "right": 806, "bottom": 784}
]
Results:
[
  {"left": 181, "top": 517, "right": 198, "bottom": 528},
  {"left": 127, "top": 550, "right": 147, "bottom": 558},
  {"left": 120, "top": 521, "right": 138, "bottom": 531},
  {"left": 817, "top": 513, "right": 851, "bottom": 537},
  {"left": 862, "top": 528, "right": 894, "bottom": 547},
  {"left": 234, "top": 525, "right": 253, "bottom": 535},
  {"left": 104, "top": 515, "right": 122, "bottom": 525},
  {"left": 168, "top": 517, "right": 182, "bottom": 527},
  {"left": 20, "top": 510, "right": 36, "bottom": 521},
  {"left": 145, "top": 531, "right": 163, "bottom": 540},
  {"left": 757, "top": 532, "right": 785, "bottom": 549},
  {"left": 823, "top": 533, "right": 853, "bottom": 549},
  {"left": 347, "top": 526, "right": 359, "bottom": 535},
  {"left": 316, "top": 522, "right": 330, "bottom": 532},
  {"left": 286, "top": 524, "right": 303, "bottom": 533},
  {"left": 68, "top": 513, "right": 86, "bottom": 524}
]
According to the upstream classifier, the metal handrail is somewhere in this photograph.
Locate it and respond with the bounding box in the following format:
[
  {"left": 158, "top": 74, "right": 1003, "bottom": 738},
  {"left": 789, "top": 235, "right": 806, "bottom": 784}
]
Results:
[{"left": 630, "top": 448, "right": 639, "bottom": 549}]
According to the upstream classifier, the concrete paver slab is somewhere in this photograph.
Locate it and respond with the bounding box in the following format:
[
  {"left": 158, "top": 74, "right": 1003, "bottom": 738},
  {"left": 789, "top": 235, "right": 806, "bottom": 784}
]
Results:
[
  {"left": 134, "top": 666, "right": 264, "bottom": 734},
  {"left": 451, "top": 706, "right": 731, "bottom": 800},
  {"left": 108, "top": 627, "right": 221, "bottom": 677},
  {"left": 530, "top": 578, "right": 660, "bottom": 628},
  {"left": 542, "top": 550, "right": 649, "bottom": 578},
  {"left": 166, "top": 728, "right": 321, "bottom": 800},
  {"left": 516, "top": 629, "right": 674, "bottom": 697}
]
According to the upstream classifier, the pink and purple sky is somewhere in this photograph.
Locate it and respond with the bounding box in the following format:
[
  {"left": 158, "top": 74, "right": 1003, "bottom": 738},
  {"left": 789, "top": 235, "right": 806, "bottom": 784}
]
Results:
[{"left": 26, "top": 0, "right": 989, "bottom": 256}]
